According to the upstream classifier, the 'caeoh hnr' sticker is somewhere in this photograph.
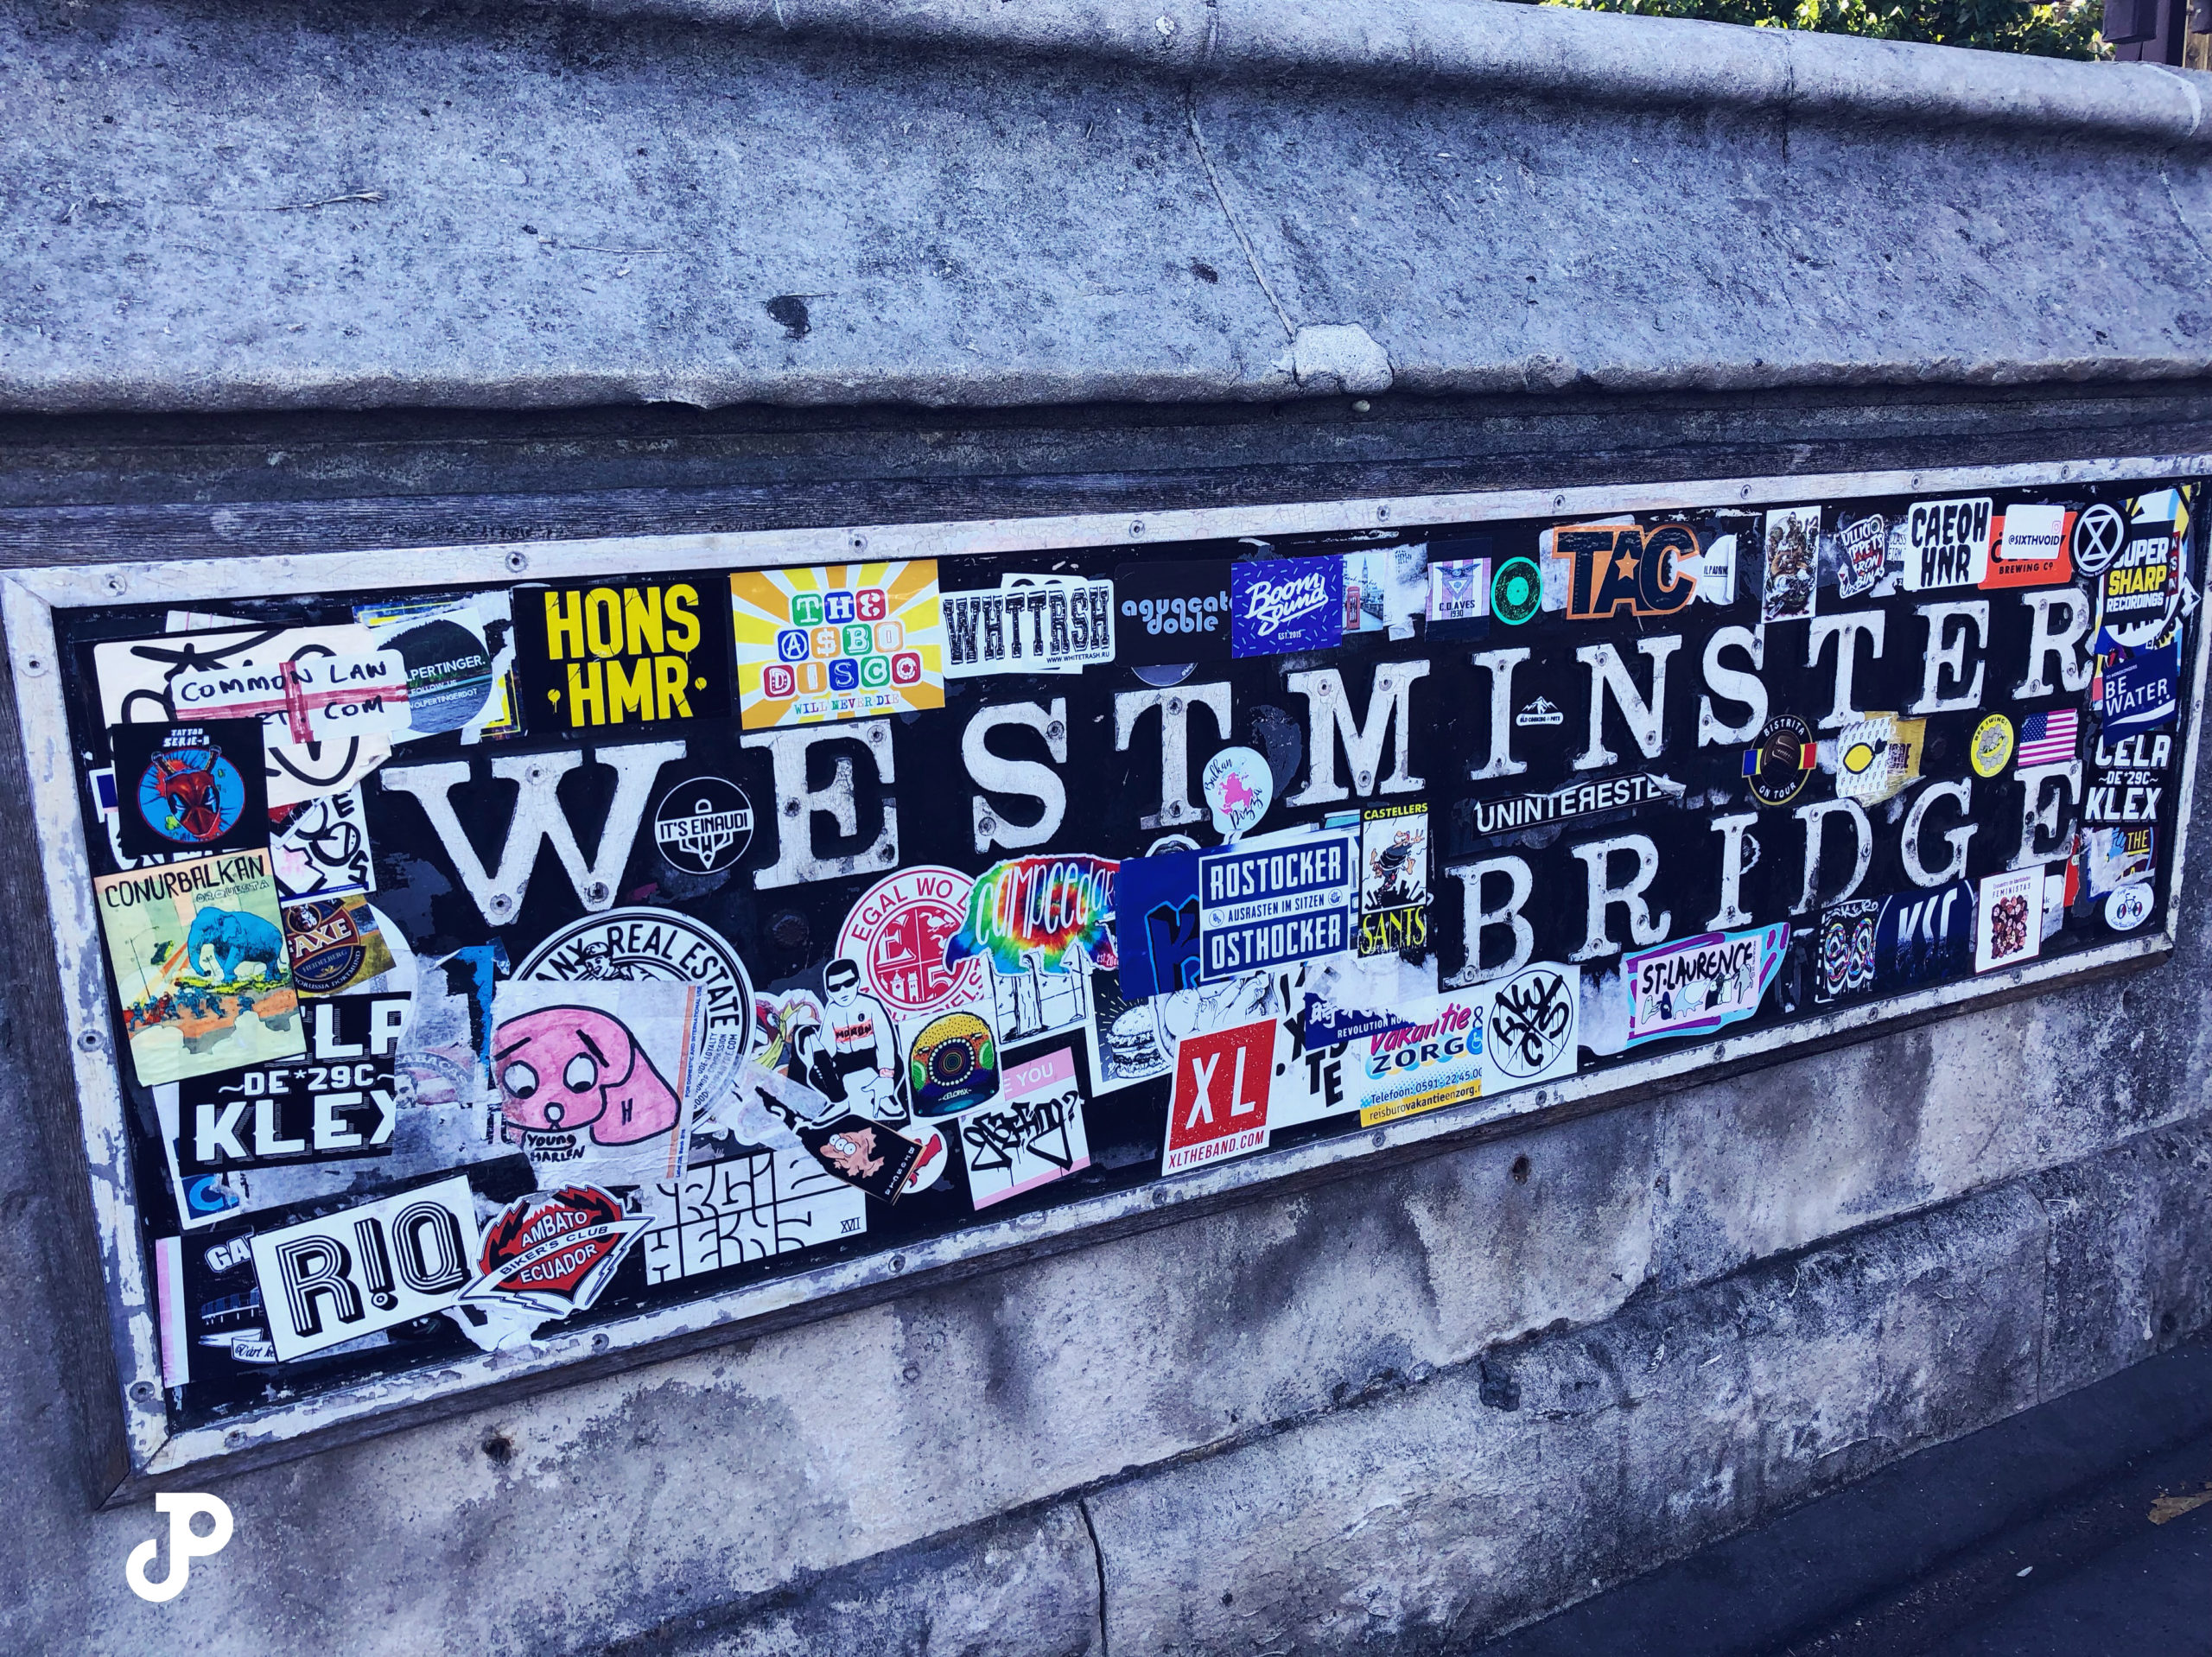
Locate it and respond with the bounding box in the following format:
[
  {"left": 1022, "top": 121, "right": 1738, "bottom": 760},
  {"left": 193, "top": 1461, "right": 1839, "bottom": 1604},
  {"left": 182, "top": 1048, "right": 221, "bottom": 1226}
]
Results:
[{"left": 731, "top": 562, "right": 944, "bottom": 729}]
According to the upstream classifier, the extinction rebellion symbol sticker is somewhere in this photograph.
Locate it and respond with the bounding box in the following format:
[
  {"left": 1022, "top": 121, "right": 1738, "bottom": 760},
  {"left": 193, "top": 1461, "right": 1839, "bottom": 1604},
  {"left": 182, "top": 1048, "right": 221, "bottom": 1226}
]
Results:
[{"left": 653, "top": 777, "right": 753, "bottom": 874}]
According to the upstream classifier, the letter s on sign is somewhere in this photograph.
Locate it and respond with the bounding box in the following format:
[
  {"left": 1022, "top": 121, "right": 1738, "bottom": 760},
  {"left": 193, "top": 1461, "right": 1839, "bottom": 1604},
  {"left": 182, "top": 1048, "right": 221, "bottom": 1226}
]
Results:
[{"left": 126, "top": 1493, "right": 233, "bottom": 1603}]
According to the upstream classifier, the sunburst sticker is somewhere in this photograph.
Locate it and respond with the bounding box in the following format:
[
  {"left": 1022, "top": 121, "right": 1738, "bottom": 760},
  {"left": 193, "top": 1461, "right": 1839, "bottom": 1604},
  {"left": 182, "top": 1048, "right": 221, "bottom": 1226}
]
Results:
[{"left": 730, "top": 562, "right": 945, "bottom": 729}]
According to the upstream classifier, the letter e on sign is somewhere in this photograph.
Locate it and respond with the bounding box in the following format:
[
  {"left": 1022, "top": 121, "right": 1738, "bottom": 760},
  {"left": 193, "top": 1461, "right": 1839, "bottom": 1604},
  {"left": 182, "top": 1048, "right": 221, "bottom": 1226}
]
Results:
[{"left": 1164, "top": 1019, "right": 1275, "bottom": 1172}]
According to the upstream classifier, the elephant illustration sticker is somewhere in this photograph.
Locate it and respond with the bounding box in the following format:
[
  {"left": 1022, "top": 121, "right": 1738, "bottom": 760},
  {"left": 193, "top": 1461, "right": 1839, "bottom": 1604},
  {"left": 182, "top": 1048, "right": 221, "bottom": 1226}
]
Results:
[{"left": 94, "top": 849, "right": 305, "bottom": 1087}]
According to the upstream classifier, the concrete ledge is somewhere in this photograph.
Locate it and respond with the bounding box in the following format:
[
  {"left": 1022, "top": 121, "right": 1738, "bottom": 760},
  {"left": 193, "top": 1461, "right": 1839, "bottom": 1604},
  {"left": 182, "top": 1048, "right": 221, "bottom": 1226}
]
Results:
[{"left": 537, "top": 0, "right": 2211, "bottom": 145}]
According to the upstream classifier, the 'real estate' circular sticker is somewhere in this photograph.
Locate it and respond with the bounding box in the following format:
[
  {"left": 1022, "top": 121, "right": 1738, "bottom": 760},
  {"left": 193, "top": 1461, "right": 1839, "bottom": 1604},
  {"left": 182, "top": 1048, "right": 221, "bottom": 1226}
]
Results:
[
  {"left": 1491, "top": 557, "right": 1542, "bottom": 626},
  {"left": 653, "top": 776, "right": 753, "bottom": 875},
  {"left": 518, "top": 906, "right": 753, "bottom": 1102},
  {"left": 1971, "top": 714, "right": 2014, "bottom": 778}
]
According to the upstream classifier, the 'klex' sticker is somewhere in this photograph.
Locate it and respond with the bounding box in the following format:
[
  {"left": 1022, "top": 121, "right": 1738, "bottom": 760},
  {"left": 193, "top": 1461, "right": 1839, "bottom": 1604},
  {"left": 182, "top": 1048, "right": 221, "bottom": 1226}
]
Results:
[
  {"left": 251, "top": 1174, "right": 480, "bottom": 1362},
  {"left": 1549, "top": 522, "right": 1700, "bottom": 619},
  {"left": 731, "top": 562, "right": 944, "bottom": 729},
  {"left": 171, "top": 994, "right": 408, "bottom": 1176},
  {"left": 512, "top": 576, "right": 733, "bottom": 733}
]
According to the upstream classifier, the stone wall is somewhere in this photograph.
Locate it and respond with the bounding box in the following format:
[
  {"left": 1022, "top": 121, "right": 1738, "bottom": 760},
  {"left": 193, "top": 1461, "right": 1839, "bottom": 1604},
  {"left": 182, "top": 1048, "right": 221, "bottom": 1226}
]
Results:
[{"left": 3, "top": 0, "right": 2210, "bottom": 1649}]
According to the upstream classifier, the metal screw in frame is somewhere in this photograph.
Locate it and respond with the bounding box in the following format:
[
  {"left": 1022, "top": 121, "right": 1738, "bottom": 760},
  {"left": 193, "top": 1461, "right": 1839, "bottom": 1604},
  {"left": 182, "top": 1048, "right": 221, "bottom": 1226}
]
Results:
[
  {"left": 103, "top": 571, "right": 127, "bottom": 598},
  {"left": 487, "top": 893, "right": 516, "bottom": 922},
  {"left": 130, "top": 1381, "right": 156, "bottom": 1404},
  {"left": 505, "top": 549, "right": 531, "bottom": 574},
  {"left": 77, "top": 1029, "right": 100, "bottom": 1051},
  {"left": 585, "top": 880, "right": 610, "bottom": 905}
]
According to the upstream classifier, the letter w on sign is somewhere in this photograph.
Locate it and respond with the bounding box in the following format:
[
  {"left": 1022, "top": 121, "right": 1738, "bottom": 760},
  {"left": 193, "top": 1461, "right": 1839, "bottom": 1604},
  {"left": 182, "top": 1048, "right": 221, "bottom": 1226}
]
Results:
[{"left": 380, "top": 742, "right": 684, "bottom": 925}]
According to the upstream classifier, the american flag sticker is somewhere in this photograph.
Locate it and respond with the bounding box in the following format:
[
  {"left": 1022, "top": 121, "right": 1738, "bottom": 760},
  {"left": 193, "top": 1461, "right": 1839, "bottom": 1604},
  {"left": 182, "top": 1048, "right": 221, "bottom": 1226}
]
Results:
[{"left": 2015, "top": 708, "right": 2079, "bottom": 768}]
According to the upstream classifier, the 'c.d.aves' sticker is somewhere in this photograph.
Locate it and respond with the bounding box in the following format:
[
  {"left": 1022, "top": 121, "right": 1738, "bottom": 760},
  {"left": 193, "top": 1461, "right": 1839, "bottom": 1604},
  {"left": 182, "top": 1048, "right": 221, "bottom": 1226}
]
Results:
[
  {"left": 652, "top": 777, "right": 753, "bottom": 875},
  {"left": 110, "top": 719, "right": 269, "bottom": 857},
  {"left": 512, "top": 576, "right": 733, "bottom": 734},
  {"left": 1743, "top": 714, "right": 1817, "bottom": 806},
  {"left": 730, "top": 562, "right": 944, "bottom": 730}
]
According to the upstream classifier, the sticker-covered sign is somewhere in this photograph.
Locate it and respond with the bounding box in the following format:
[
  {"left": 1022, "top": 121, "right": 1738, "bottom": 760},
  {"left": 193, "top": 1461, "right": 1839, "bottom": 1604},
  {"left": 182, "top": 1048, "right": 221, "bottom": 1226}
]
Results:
[{"left": 731, "top": 562, "right": 944, "bottom": 728}]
